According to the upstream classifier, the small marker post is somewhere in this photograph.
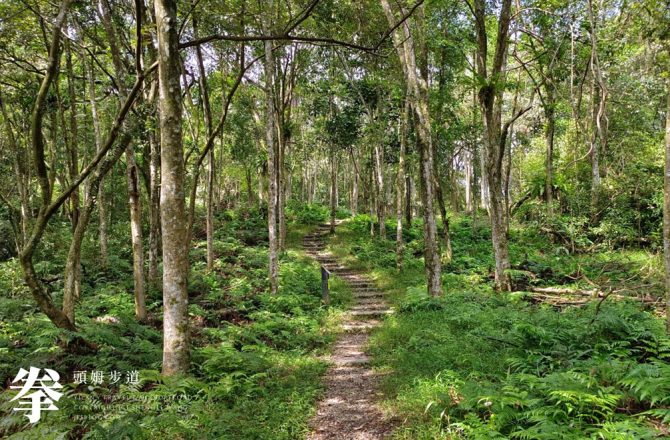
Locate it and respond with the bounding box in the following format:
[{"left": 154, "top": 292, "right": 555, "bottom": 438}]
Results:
[{"left": 321, "top": 266, "right": 330, "bottom": 305}]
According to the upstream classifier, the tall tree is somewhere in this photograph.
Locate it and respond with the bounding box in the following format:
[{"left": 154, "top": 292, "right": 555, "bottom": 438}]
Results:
[
  {"left": 155, "top": 0, "right": 190, "bottom": 375},
  {"left": 472, "top": 0, "right": 530, "bottom": 291},
  {"left": 381, "top": 0, "right": 443, "bottom": 297},
  {"left": 264, "top": 15, "right": 280, "bottom": 295}
]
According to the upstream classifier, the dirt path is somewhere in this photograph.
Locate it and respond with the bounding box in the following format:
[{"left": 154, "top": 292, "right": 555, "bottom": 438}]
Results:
[{"left": 304, "top": 223, "right": 395, "bottom": 440}]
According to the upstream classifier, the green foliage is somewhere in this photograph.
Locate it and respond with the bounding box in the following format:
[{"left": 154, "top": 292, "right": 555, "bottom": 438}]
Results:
[
  {"left": 330, "top": 214, "right": 670, "bottom": 439},
  {"left": 0, "top": 207, "right": 348, "bottom": 439},
  {"left": 286, "top": 202, "right": 329, "bottom": 225}
]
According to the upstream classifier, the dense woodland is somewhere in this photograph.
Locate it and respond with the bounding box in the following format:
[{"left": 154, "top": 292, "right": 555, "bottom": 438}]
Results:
[{"left": 1, "top": 0, "right": 670, "bottom": 438}]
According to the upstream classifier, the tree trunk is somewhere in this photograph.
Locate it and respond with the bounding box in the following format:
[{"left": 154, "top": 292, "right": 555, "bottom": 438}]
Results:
[
  {"left": 381, "top": 0, "right": 442, "bottom": 296},
  {"left": 192, "top": 8, "right": 215, "bottom": 269},
  {"left": 432, "top": 135, "right": 452, "bottom": 263},
  {"left": 352, "top": 168, "right": 359, "bottom": 216},
  {"left": 465, "top": 148, "right": 474, "bottom": 213},
  {"left": 206, "top": 150, "right": 215, "bottom": 268},
  {"left": 127, "top": 151, "right": 146, "bottom": 320},
  {"left": 85, "top": 54, "right": 109, "bottom": 269},
  {"left": 148, "top": 126, "right": 161, "bottom": 287},
  {"left": 587, "top": 0, "right": 607, "bottom": 222},
  {"left": 100, "top": 0, "right": 147, "bottom": 310},
  {"left": 21, "top": 0, "right": 76, "bottom": 331},
  {"left": 374, "top": 144, "right": 385, "bottom": 238},
  {"left": 65, "top": 41, "right": 80, "bottom": 231},
  {"left": 330, "top": 146, "right": 337, "bottom": 234},
  {"left": 278, "top": 133, "right": 286, "bottom": 250},
  {"left": 405, "top": 175, "right": 412, "bottom": 227},
  {"left": 589, "top": 75, "right": 601, "bottom": 220},
  {"left": 63, "top": 135, "right": 133, "bottom": 324},
  {"left": 474, "top": 0, "right": 514, "bottom": 291},
  {"left": 155, "top": 0, "right": 190, "bottom": 375},
  {"left": 479, "top": 145, "right": 490, "bottom": 214},
  {"left": 264, "top": 37, "right": 279, "bottom": 295},
  {"left": 246, "top": 167, "right": 254, "bottom": 205},
  {"left": 663, "top": 72, "right": 670, "bottom": 334},
  {"left": 396, "top": 99, "right": 408, "bottom": 271},
  {"left": 449, "top": 154, "right": 460, "bottom": 212},
  {"left": 545, "top": 87, "right": 556, "bottom": 219}
]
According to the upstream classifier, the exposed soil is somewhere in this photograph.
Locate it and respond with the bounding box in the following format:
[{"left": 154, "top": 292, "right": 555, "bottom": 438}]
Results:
[{"left": 304, "top": 223, "right": 396, "bottom": 440}]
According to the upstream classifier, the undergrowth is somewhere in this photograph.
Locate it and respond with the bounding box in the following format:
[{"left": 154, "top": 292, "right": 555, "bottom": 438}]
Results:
[
  {"left": 0, "top": 205, "right": 349, "bottom": 439},
  {"left": 329, "top": 214, "right": 670, "bottom": 439}
]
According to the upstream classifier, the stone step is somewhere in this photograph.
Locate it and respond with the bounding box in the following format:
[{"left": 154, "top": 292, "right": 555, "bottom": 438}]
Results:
[
  {"left": 347, "top": 283, "right": 375, "bottom": 288},
  {"left": 350, "top": 309, "right": 394, "bottom": 318},
  {"left": 341, "top": 321, "right": 379, "bottom": 332},
  {"left": 355, "top": 292, "right": 385, "bottom": 299},
  {"left": 338, "top": 276, "right": 371, "bottom": 282},
  {"left": 332, "top": 355, "right": 371, "bottom": 366},
  {"left": 355, "top": 297, "right": 389, "bottom": 308},
  {"left": 321, "top": 263, "right": 346, "bottom": 269},
  {"left": 331, "top": 273, "right": 365, "bottom": 278},
  {"left": 351, "top": 304, "right": 391, "bottom": 312}
]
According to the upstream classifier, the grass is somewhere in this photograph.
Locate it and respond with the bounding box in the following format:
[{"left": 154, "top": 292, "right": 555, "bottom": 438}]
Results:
[
  {"left": 327, "top": 213, "right": 670, "bottom": 439},
  {"left": 0, "top": 208, "right": 348, "bottom": 439},
  {"left": 2, "top": 206, "right": 668, "bottom": 439}
]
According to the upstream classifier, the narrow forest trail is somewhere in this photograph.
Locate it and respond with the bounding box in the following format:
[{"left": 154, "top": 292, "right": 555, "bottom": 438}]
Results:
[{"left": 304, "top": 222, "right": 396, "bottom": 440}]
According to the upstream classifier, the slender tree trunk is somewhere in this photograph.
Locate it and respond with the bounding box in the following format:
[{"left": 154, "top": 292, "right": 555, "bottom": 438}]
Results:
[
  {"left": 396, "top": 99, "right": 408, "bottom": 270},
  {"left": 330, "top": 146, "right": 337, "bottom": 234},
  {"left": 352, "top": 169, "right": 359, "bottom": 215},
  {"left": 587, "top": 0, "right": 607, "bottom": 222},
  {"left": 278, "top": 134, "right": 286, "bottom": 250},
  {"left": 663, "top": 72, "right": 670, "bottom": 334},
  {"left": 417, "top": 128, "right": 443, "bottom": 296},
  {"left": 144, "top": 9, "right": 161, "bottom": 288},
  {"left": 405, "top": 175, "right": 412, "bottom": 227},
  {"left": 63, "top": 135, "right": 133, "bottom": 324},
  {"left": 192, "top": 9, "right": 216, "bottom": 269},
  {"left": 85, "top": 54, "right": 108, "bottom": 269},
  {"left": 545, "top": 89, "right": 555, "bottom": 219},
  {"left": 479, "top": 145, "right": 490, "bottom": 214},
  {"left": 374, "top": 144, "right": 385, "bottom": 238},
  {"left": 100, "top": 0, "right": 147, "bottom": 308},
  {"left": 127, "top": 151, "right": 146, "bottom": 320},
  {"left": 368, "top": 160, "right": 376, "bottom": 237},
  {"left": 589, "top": 75, "right": 601, "bottom": 220},
  {"left": 206, "top": 150, "right": 215, "bottom": 268},
  {"left": 474, "top": 0, "right": 514, "bottom": 291},
  {"left": 246, "top": 168, "right": 254, "bottom": 205},
  {"left": 20, "top": 0, "right": 76, "bottom": 331},
  {"left": 148, "top": 126, "right": 161, "bottom": 286},
  {"left": 0, "top": 92, "right": 30, "bottom": 248},
  {"left": 465, "top": 148, "right": 474, "bottom": 213},
  {"left": 381, "top": 0, "right": 442, "bottom": 296},
  {"left": 449, "top": 153, "right": 460, "bottom": 212},
  {"left": 65, "top": 41, "right": 80, "bottom": 231},
  {"left": 264, "top": 37, "right": 279, "bottom": 295},
  {"left": 155, "top": 0, "right": 190, "bottom": 375},
  {"left": 349, "top": 149, "right": 360, "bottom": 216},
  {"left": 432, "top": 137, "right": 452, "bottom": 263}
]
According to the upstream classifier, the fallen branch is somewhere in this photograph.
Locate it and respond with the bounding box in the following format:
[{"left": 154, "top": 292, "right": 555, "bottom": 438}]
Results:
[{"left": 519, "top": 287, "right": 663, "bottom": 308}]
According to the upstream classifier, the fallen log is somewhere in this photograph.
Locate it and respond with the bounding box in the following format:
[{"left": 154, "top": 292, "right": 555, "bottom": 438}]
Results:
[
  {"left": 528, "top": 286, "right": 602, "bottom": 297},
  {"left": 518, "top": 287, "right": 662, "bottom": 308}
]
